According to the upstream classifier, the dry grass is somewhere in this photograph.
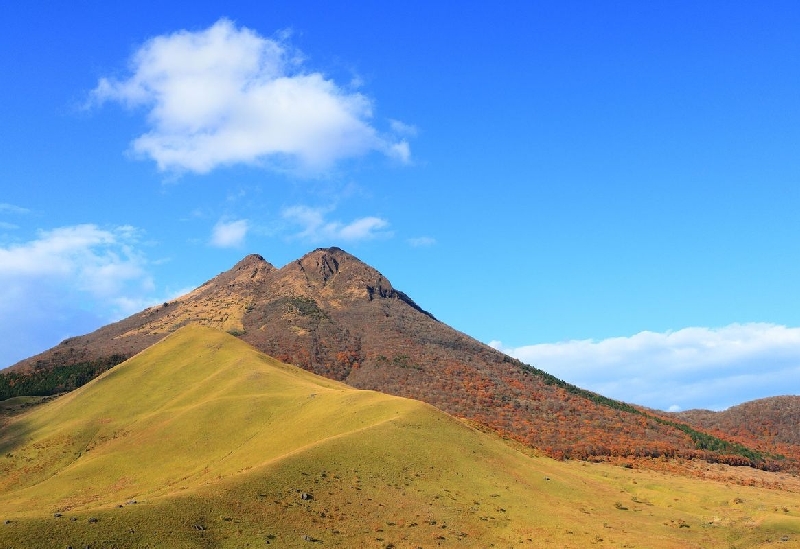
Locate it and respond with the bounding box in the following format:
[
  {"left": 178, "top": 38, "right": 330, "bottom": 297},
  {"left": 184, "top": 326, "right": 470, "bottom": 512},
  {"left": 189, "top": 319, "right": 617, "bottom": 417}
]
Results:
[{"left": 1, "top": 325, "right": 799, "bottom": 548}]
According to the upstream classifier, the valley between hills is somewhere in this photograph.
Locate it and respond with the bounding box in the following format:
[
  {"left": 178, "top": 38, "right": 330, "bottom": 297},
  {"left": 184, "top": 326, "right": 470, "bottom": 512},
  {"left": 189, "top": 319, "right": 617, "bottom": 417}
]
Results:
[{"left": 1, "top": 248, "right": 799, "bottom": 548}]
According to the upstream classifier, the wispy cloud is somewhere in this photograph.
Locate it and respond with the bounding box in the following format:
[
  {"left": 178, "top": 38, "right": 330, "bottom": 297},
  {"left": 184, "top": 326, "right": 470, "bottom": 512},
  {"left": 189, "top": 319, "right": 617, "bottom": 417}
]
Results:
[
  {"left": 0, "top": 203, "right": 30, "bottom": 215},
  {"left": 90, "top": 18, "right": 411, "bottom": 175},
  {"left": 407, "top": 236, "right": 436, "bottom": 247},
  {"left": 389, "top": 119, "right": 418, "bottom": 137},
  {"left": 283, "top": 205, "right": 391, "bottom": 242},
  {"left": 210, "top": 218, "right": 249, "bottom": 248},
  {"left": 387, "top": 120, "right": 415, "bottom": 163},
  {"left": 0, "top": 225, "right": 158, "bottom": 367},
  {"left": 388, "top": 141, "right": 411, "bottom": 163},
  {"left": 490, "top": 323, "right": 800, "bottom": 411}
]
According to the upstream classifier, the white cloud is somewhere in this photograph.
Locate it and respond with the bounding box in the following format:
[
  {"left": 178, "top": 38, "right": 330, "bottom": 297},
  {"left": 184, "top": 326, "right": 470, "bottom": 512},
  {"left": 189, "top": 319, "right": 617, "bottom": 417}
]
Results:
[
  {"left": 91, "top": 18, "right": 409, "bottom": 174},
  {"left": 210, "top": 219, "right": 249, "bottom": 248},
  {"left": 283, "top": 205, "right": 391, "bottom": 242},
  {"left": 337, "top": 216, "right": 388, "bottom": 240},
  {"left": 491, "top": 323, "right": 800, "bottom": 411},
  {"left": 0, "top": 224, "right": 149, "bottom": 293},
  {"left": 407, "top": 236, "right": 436, "bottom": 247},
  {"left": 0, "top": 225, "right": 157, "bottom": 368}
]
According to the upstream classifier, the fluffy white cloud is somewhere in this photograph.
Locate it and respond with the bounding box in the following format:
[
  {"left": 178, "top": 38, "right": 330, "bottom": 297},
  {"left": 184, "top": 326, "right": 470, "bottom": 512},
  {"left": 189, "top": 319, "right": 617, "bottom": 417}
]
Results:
[
  {"left": 490, "top": 323, "right": 800, "bottom": 411},
  {"left": 91, "top": 18, "right": 410, "bottom": 174},
  {"left": 210, "top": 219, "right": 248, "bottom": 248},
  {"left": 0, "top": 225, "right": 156, "bottom": 368},
  {"left": 283, "top": 205, "right": 391, "bottom": 242}
]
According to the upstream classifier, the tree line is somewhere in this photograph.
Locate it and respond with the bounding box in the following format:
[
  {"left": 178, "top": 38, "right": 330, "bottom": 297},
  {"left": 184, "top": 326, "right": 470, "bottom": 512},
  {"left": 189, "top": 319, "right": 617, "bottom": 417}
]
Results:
[{"left": 0, "top": 355, "right": 127, "bottom": 400}]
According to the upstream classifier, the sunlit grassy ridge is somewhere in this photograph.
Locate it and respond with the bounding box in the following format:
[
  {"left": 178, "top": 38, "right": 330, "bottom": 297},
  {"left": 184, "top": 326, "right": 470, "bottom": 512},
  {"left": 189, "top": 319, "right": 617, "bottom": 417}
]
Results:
[
  {"left": 0, "top": 325, "right": 406, "bottom": 514},
  {"left": 1, "top": 325, "right": 799, "bottom": 548}
]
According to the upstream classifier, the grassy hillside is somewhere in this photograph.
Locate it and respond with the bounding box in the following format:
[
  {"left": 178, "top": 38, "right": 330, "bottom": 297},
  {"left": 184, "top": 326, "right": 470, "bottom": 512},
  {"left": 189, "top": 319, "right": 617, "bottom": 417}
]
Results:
[{"left": 1, "top": 325, "right": 799, "bottom": 548}]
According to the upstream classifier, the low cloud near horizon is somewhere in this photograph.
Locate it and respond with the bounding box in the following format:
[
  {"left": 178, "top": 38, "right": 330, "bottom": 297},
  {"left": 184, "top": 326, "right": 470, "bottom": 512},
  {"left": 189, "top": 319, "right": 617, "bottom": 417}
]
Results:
[
  {"left": 90, "top": 18, "right": 411, "bottom": 174},
  {"left": 490, "top": 323, "right": 800, "bottom": 412}
]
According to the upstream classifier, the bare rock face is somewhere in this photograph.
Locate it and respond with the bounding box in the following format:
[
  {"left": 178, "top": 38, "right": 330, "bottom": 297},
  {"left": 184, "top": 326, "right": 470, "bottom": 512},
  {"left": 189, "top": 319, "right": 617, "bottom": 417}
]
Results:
[{"left": 5, "top": 248, "right": 794, "bottom": 469}]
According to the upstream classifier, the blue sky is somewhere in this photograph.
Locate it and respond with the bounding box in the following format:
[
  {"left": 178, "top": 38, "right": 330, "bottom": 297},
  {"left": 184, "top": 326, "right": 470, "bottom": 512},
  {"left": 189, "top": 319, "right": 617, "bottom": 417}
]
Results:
[{"left": 1, "top": 1, "right": 799, "bottom": 411}]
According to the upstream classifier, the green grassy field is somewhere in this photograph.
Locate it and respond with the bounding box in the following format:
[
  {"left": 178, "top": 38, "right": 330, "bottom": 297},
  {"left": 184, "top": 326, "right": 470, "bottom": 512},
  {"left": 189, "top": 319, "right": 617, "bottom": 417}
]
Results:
[{"left": 0, "top": 325, "right": 798, "bottom": 548}]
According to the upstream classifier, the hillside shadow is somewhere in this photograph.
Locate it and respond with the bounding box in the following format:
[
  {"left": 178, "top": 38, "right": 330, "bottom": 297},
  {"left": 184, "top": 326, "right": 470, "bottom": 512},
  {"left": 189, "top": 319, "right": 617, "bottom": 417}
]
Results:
[{"left": 0, "top": 395, "right": 59, "bottom": 454}]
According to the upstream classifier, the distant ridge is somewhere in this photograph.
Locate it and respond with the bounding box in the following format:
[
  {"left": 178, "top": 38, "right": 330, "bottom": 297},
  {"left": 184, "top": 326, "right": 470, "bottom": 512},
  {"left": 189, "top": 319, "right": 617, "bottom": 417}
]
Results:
[
  {"left": 3, "top": 248, "right": 796, "bottom": 469},
  {"left": 672, "top": 395, "right": 800, "bottom": 457}
]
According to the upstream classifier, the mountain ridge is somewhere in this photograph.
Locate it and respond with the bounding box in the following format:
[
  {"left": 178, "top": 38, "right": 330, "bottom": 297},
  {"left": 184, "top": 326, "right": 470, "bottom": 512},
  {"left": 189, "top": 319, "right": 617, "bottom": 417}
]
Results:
[
  {"left": 3, "top": 248, "right": 796, "bottom": 470},
  {"left": 671, "top": 395, "right": 800, "bottom": 458}
]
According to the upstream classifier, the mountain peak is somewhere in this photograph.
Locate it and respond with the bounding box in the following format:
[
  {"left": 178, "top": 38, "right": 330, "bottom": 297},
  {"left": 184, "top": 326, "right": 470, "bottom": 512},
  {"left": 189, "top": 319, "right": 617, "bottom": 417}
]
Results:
[
  {"left": 233, "top": 253, "right": 273, "bottom": 270},
  {"left": 310, "top": 246, "right": 347, "bottom": 255},
  {"left": 299, "top": 247, "right": 350, "bottom": 283},
  {"left": 190, "top": 253, "right": 274, "bottom": 293},
  {"left": 300, "top": 246, "right": 361, "bottom": 269},
  {"left": 283, "top": 247, "right": 375, "bottom": 290}
]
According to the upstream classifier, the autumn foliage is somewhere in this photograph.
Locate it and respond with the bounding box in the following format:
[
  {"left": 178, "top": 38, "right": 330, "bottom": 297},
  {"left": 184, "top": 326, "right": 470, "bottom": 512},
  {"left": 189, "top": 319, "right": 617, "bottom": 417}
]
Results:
[{"left": 4, "top": 248, "right": 796, "bottom": 472}]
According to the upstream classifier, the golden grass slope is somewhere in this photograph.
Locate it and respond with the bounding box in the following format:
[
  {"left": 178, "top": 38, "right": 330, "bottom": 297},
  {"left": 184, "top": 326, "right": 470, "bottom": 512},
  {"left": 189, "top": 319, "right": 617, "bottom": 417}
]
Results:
[
  {"left": 0, "top": 325, "right": 798, "bottom": 548},
  {"left": 0, "top": 324, "right": 407, "bottom": 514}
]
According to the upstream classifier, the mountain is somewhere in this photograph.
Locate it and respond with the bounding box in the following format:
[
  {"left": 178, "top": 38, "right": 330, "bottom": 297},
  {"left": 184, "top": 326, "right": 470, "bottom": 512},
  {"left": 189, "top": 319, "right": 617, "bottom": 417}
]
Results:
[
  {"left": 2, "top": 325, "right": 798, "bottom": 548},
  {"left": 672, "top": 396, "right": 800, "bottom": 458},
  {"left": 2, "top": 248, "right": 793, "bottom": 469}
]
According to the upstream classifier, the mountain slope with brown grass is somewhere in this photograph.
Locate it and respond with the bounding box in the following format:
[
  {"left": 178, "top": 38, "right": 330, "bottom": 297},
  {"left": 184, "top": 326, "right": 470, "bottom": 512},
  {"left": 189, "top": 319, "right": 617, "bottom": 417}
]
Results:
[{"left": 3, "top": 248, "right": 794, "bottom": 469}]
